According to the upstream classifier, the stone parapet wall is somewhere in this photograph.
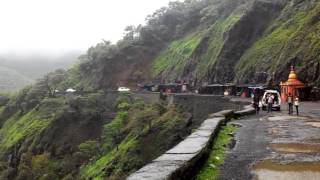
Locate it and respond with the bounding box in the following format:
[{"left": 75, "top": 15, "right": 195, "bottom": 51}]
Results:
[
  {"left": 168, "top": 94, "right": 244, "bottom": 126},
  {"left": 127, "top": 106, "right": 255, "bottom": 180}
]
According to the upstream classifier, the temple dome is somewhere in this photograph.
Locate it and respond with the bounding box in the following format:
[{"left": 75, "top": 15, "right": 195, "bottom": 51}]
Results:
[
  {"left": 288, "top": 71, "right": 297, "bottom": 80},
  {"left": 282, "top": 66, "right": 305, "bottom": 86}
]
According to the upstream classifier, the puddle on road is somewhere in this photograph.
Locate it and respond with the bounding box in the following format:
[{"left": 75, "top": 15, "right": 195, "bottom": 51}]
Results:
[
  {"left": 270, "top": 143, "right": 320, "bottom": 153},
  {"left": 268, "top": 128, "right": 280, "bottom": 135},
  {"left": 252, "top": 160, "right": 320, "bottom": 180},
  {"left": 306, "top": 138, "right": 320, "bottom": 143},
  {"left": 306, "top": 122, "right": 320, "bottom": 128},
  {"left": 230, "top": 123, "right": 242, "bottom": 128},
  {"left": 268, "top": 116, "right": 306, "bottom": 121}
]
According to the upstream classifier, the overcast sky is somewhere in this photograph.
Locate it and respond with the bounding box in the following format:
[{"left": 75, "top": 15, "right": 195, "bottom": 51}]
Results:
[{"left": 0, "top": 0, "right": 177, "bottom": 55}]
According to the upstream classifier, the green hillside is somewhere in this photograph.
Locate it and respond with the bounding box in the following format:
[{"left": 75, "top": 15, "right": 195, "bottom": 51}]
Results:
[
  {"left": 235, "top": 2, "right": 320, "bottom": 84},
  {"left": 0, "top": 0, "right": 319, "bottom": 179}
]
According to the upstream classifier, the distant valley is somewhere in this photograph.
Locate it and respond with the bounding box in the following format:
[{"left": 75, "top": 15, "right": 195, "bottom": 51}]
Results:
[
  {"left": 0, "top": 66, "right": 33, "bottom": 92},
  {"left": 0, "top": 51, "right": 81, "bottom": 92}
]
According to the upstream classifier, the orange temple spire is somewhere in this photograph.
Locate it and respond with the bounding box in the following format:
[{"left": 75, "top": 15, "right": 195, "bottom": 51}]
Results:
[{"left": 280, "top": 65, "right": 305, "bottom": 101}]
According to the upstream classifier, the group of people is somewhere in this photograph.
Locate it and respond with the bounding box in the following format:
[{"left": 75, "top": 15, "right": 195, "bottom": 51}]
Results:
[
  {"left": 266, "top": 94, "right": 275, "bottom": 113},
  {"left": 252, "top": 92, "right": 300, "bottom": 115},
  {"left": 287, "top": 93, "right": 300, "bottom": 115},
  {"left": 253, "top": 93, "right": 275, "bottom": 114}
]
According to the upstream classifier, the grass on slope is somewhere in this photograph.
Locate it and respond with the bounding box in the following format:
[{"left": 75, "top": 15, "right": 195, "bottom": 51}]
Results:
[
  {"left": 80, "top": 136, "right": 138, "bottom": 179},
  {"left": 153, "top": 31, "right": 205, "bottom": 79},
  {"left": 152, "top": 8, "right": 244, "bottom": 80},
  {"left": 196, "top": 123, "right": 236, "bottom": 180},
  {"left": 235, "top": 2, "right": 320, "bottom": 81},
  {"left": 0, "top": 97, "right": 66, "bottom": 151},
  {"left": 196, "top": 11, "right": 243, "bottom": 78},
  {"left": 80, "top": 101, "right": 188, "bottom": 180}
]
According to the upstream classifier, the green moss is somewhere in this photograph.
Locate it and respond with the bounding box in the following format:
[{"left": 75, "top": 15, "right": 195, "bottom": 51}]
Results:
[
  {"left": 79, "top": 106, "right": 133, "bottom": 179},
  {"left": 102, "top": 111, "right": 128, "bottom": 144},
  {"left": 79, "top": 137, "right": 137, "bottom": 179},
  {"left": 153, "top": 31, "right": 205, "bottom": 78},
  {"left": 0, "top": 97, "right": 66, "bottom": 151},
  {"left": 93, "top": 176, "right": 104, "bottom": 180},
  {"left": 196, "top": 123, "right": 236, "bottom": 180}
]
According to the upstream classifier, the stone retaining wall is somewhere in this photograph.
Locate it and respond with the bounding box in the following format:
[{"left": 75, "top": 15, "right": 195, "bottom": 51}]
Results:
[
  {"left": 168, "top": 94, "right": 244, "bottom": 126},
  {"left": 127, "top": 106, "right": 255, "bottom": 180}
]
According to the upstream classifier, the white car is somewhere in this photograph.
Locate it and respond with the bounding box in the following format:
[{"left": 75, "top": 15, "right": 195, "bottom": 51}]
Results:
[
  {"left": 66, "top": 88, "right": 76, "bottom": 93},
  {"left": 118, "top": 87, "right": 130, "bottom": 92},
  {"left": 261, "top": 90, "right": 281, "bottom": 111}
]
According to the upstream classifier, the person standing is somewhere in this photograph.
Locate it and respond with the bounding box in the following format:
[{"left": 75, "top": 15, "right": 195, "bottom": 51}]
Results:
[
  {"left": 253, "top": 94, "right": 260, "bottom": 115},
  {"left": 267, "top": 94, "right": 274, "bottom": 113},
  {"left": 287, "top": 93, "right": 293, "bottom": 115},
  {"left": 181, "top": 83, "right": 187, "bottom": 93},
  {"left": 265, "top": 95, "right": 269, "bottom": 112},
  {"left": 258, "top": 98, "right": 263, "bottom": 114},
  {"left": 294, "top": 96, "right": 299, "bottom": 115}
]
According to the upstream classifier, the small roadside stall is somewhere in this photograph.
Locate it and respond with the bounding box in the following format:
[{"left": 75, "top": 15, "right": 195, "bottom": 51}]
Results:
[
  {"left": 158, "top": 83, "right": 182, "bottom": 93},
  {"left": 141, "top": 84, "right": 155, "bottom": 91},
  {"left": 200, "top": 84, "right": 236, "bottom": 95},
  {"left": 236, "top": 84, "right": 268, "bottom": 98},
  {"left": 248, "top": 85, "right": 267, "bottom": 97}
]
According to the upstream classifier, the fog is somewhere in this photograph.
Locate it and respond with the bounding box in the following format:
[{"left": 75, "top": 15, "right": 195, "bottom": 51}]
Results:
[{"left": 0, "top": 0, "right": 177, "bottom": 58}]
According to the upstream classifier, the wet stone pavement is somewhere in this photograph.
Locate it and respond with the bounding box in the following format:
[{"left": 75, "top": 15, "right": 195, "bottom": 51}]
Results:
[{"left": 218, "top": 104, "right": 320, "bottom": 180}]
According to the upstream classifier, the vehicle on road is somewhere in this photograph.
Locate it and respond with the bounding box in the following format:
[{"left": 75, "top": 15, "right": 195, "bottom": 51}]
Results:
[
  {"left": 66, "top": 88, "right": 76, "bottom": 93},
  {"left": 261, "top": 90, "right": 281, "bottom": 111},
  {"left": 118, "top": 87, "right": 130, "bottom": 92}
]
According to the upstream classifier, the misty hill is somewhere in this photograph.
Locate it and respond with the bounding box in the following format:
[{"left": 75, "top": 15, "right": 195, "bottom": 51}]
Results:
[
  {"left": 0, "top": 51, "right": 81, "bottom": 80},
  {"left": 0, "top": 51, "right": 81, "bottom": 92},
  {"left": 0, "top": 66, "right": 33, "bottom": 92},
  {"left": 0, "top": 0, "right": 319, "bottom": 179}
]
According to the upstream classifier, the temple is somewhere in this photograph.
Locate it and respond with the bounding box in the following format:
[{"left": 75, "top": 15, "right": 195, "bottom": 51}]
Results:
[{"left": 280, "top": 66, "right": 305, "bottom": 101}]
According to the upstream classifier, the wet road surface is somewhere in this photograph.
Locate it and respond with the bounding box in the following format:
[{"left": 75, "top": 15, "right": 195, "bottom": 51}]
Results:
[{"left": 218, "top": 107, "right": 320, "bottom": 180}]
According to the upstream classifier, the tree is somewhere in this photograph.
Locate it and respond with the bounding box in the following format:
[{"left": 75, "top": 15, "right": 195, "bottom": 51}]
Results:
[
  {"left": 13, "top": 85, "right": 32, "bottom": 114},
  {"left": 78, "top": 140, "right": 101, "bottom": 159},
  {"left": 103, "top": 111, "right": 128, "bottom": 151},
  {"left": 38, "top": 69, "right": 66, "bottom": 97},
  {"left": 135, "top": 106, "right": 158, "bottom": 133},
  {"left": 31, "top": 152, "right": 51, "bottom": 178}
]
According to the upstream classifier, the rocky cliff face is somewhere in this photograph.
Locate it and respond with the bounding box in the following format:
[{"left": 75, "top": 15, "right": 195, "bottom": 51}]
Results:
[
  {"left": 211, "top": 0, "right": 285, "bottom": 83},
  {"left": 153, "top": 0, "right": 320, "bottom": 86},
  {"left": 235, "top": 0, "right": 320, "bottom": 85}
]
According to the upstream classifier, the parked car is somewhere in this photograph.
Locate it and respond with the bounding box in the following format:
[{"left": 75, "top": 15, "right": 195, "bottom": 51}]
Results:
[
  {"left": 261, "top": 90, "right": 281, "bottom": 111},
  {"left": 118, "top": 87, "right": 130, "bottom": 92}
]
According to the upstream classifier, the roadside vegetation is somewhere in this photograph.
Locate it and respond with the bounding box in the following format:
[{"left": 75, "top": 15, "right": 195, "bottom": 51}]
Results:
[
  {"left": 0, "top": 89, "right": 192, "bottom": 179},
  {"left": 80, "top": 93, "right": 191, "bottom": 179},
  {"left": 196, "top": 123, "right": 236, "bottom": 180}
]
